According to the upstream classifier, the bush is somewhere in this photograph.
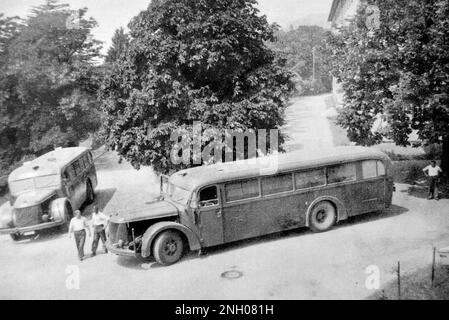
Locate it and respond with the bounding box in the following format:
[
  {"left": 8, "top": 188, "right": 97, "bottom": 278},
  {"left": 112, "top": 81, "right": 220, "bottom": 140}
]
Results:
[
  {"left": 423, "top": 143, "right": 442, "bottom": 160},
  {"left": 389, "top": 160, "right": 428, "bottom": 184}
]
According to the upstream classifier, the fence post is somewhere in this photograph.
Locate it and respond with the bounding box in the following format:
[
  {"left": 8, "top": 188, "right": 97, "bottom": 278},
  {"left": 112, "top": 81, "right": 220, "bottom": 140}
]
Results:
[
  {"left": 431, "top": 247, "right": 436, "bottom": 286},
  {"left": 397, "top": 261, "right": 401, "bottom": 300}
]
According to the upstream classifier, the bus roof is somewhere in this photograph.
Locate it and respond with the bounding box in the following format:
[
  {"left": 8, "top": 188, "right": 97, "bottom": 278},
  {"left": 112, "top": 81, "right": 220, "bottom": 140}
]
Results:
[
  {"left": 9, "top": 147, "right": 89, "bottom": 181},
  {"left": 169, "top": 146, "right": 390, "bottom": 190}
]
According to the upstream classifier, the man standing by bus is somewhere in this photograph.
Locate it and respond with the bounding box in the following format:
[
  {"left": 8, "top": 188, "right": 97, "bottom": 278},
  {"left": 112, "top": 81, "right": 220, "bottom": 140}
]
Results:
[
  {"left": 423, "top": 160, "right": 443, "bottom": 200},
  {"left": 91, "top": 205, "right": 110, "bottom": 256},
  {"left": 69, "top": 210, "right": 91, "bottom": 261}
]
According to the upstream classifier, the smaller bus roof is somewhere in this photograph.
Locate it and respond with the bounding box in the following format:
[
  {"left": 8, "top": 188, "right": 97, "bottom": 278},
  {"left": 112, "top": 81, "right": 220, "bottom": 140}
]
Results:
[
  {"left": 9, "top": 147, "right": 89, "bottom": 181},
  {"left": 169, "top": 146, "right": 390, "bottom": 190}
]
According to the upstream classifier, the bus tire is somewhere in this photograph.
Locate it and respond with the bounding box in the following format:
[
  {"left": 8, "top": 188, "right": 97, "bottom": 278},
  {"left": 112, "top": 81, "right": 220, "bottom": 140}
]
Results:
[
  {"left": 309, "top": 201, "right": 336, "bottom": 233},
  {"left": 153, "top": 230, "right": 184, "bottom": 266},
  {"left": 60, "top": 201, "right": 73, "bottom": 232},
  {"left": 85, "top": 180, "right": 95, "bottom": 205}
]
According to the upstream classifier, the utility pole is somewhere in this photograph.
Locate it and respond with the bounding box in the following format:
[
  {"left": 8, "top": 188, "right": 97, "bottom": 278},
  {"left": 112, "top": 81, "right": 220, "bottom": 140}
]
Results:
[{"left": 312, "top": 46, "right": 316, "bottom": 81}]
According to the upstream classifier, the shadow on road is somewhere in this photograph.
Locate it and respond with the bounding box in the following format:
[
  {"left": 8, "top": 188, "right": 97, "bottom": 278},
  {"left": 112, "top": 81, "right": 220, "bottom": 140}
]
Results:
[{"left": 81, "top": 187, "right": 117, "bottom": 217}]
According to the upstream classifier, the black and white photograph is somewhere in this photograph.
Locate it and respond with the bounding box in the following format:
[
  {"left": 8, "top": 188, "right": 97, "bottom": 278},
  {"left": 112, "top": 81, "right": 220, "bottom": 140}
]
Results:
[{"left": 0, "top": 0, "right": 449, "bottom": 305}]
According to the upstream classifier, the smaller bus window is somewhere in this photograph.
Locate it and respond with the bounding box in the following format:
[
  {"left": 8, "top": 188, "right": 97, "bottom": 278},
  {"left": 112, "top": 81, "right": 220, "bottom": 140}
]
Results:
[
  {"left": 327, "top": 163, "right": 356, "bottom": 184},
  {"left": 72, "top": 160, "right": 81, "bottom": 176},
  {"left": 225, "top": 179, "right": 259, "bottom": 202},
  {"left": 362, "top": 160, "right": 378, "bottom": 179},
  {"left": 199, "top": 186, "right": 218, "bottom": 207},
  {"left": 261, "top": 173, "right": 293, "bottom": 196},
  {"left": 377, "top": 161, "right": 386, "bottom": 176},
  {"left": 78, "top": 157, "right": 86, "bottom": 170},
  {"left": 64, "top": 166, "right": 76, "bottom": 180},
  {"left": 295, "top": 168, "right": 326, "bottom": 189},
  {"left": 87, "top": 152, "right": 93, "bottom": 164}
]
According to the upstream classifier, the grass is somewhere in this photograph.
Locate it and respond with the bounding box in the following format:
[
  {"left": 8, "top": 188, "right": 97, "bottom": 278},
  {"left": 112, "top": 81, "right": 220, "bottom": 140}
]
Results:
[{"left": 369, "top": 265, "right": 449, "bottom": 300}]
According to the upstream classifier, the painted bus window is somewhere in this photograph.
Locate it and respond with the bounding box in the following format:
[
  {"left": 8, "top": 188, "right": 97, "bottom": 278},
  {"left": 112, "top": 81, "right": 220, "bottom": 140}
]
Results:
[
  {"left": 327, "top": 163, "right": 356, "bottom": 184},
  {"left": 225, "top": 179, "right": 259, "bottom": 202},
  {"left": 377, "top": 161, "right": 386, "bottom": 176},
  {"left": 295, "top": 168, "right": 326, "bottom": 189},
  {"left": 261, "top": 173, "right": 293, "bottom": 196},
  {"left": 362, "top": 160, "right": 378, "bottom": 179}
]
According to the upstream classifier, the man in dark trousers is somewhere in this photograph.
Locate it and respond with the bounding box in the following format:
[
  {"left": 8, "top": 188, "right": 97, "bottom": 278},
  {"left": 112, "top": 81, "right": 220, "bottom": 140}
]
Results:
[
  {"left": 423, "top": 160, "right": 443, "bottom": 200},
  {"left": 68, "top": 210, "right": 91, "bottom": 261},
  {"left": 91, "top": 205, "right": 110, "bottom": 256}
]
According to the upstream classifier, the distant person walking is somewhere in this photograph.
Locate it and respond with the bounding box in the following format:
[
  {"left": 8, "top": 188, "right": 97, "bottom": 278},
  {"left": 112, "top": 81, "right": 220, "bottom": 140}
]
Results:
[
  {"left": 423, "top": 161, "right": 443, "bottom": 200},
  {"left": 91, "top": 206, "right": 110, "bottom": 256},
  {"left": 69, "top": 210, "right": 91, "bottom": 261}
]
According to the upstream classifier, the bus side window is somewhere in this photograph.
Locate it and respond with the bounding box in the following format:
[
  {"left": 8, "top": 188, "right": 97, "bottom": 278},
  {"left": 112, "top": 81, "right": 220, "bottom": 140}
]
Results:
[
  {"left": 225, "top": 179, "right": 259, "bottom": 202},
  {"left": 377, "top": 161, "right": 386, "bottom": 176},
  {"left": 88, "top": 152, "right": 93, "bottom": 164},
  {"left": 362, "top": 160, "right": 377, "bottom": 179},
  {"left": 261, "top": 173, "right": 293, "bottom": 196},
  {"left": 327, "top": 163, "right": 356, "bottom": 184},
  {"left": 199, "top": 186, "right": 218, "bottom": 207},
  {"left": 72, "top": 160, "right": 81, "bottom": 176},
  {"left": 64, "top": 165, "right": 75, "bottom": 180},
  {"left": 295, "top": 168, "right": 326, "bottom": 189}
]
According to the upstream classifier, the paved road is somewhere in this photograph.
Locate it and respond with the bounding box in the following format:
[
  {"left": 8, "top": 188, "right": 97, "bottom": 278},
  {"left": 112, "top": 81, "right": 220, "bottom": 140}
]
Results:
[
  {"left": 282, "top": 94, "right": 334, "bottom": 152},
  {"left": 1, "top": 95, "right": 448, "bottom": 299}
]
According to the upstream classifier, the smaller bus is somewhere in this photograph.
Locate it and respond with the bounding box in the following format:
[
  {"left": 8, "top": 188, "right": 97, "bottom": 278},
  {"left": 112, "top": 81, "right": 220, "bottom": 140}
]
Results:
[
  {"left": 106, "top": 146, "right": 394, "bottom": 266},
  {"left": 0, "top": 147, "right": 97, "bottom": 240}
]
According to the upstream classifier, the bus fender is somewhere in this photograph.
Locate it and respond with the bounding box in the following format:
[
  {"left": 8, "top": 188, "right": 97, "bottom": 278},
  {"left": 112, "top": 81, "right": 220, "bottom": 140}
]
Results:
[
  {"left": 141, "top": 222, "right": 201, "bottom": 258},
  {"left": 305, "top": 196, "right": 348, "bottom": 226}
]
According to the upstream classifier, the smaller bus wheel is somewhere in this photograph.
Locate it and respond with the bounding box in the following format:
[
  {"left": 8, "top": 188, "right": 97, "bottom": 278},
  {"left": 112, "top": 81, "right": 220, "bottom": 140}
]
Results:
[
  {"left": 60, "top": 202, "right": 73, "bottom": 232},
  {"left": 10, "top": 233, "right": 23, "bottom": 241},
  {"left": 309, "top": 201, "right": 337, "bottom": 233},
  {"left": 85, "top": 181, "right": 94, "bottom": 204},
  {"left": 153, "top": 230, "right": 184, "bottom": 266}
]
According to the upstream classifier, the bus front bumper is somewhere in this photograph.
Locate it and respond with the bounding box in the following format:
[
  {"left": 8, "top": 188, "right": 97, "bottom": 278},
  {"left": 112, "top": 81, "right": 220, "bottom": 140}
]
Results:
[
  {"left": 106, "top": 242, "right": 139, "bottom": 258},
  {"left": 0, "top": 221, "right": 65, "bottom": 235}
]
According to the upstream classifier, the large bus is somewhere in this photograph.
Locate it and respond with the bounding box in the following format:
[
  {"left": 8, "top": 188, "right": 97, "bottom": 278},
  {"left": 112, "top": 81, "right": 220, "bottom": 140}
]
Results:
[
  {"left": 0, "top": 147, "right": 97, "bottom": 240},
  {"left": 106, "top": 146, "right": 394, "bottom": 266}
]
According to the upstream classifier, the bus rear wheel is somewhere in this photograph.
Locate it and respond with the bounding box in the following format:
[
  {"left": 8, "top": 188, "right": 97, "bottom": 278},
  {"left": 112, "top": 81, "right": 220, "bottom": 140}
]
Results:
[
  {"left": 153, "top": 230, "right": 184, "bottom": 266},
  {"left": 309, "top": 201, "right": 336, "bottom": 233}
]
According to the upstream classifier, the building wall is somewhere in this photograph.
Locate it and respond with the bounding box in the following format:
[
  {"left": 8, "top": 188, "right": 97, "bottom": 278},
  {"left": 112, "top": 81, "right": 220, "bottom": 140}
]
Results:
[{"left": 328, "top": 0, "right": 361, "bottom": 107}]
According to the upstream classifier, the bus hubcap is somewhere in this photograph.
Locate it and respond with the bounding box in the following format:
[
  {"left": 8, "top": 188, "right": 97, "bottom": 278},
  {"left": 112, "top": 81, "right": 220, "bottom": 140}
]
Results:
[
  {"left": 316, "top": 210, "right": 327, "bottom": 223},
  {"left": 164, "top": 240, "right": 178, "bottom": 256}
]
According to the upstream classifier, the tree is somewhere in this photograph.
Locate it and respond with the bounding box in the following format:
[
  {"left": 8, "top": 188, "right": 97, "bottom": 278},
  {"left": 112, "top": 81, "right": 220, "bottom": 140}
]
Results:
[
  {"left": 99, "top": 0, "right": 294, "bottom": 174},
  {"left": 269, "top": 25, "right": 332, "bottom": 95},
  {"left": 105, "top": 27, "right": 130, "bottom": 63},
  {"left": 0, "top": 0, "right": 103, "bottom": 173},
  {"left": 325, "top": 0, "right": 449, "bottom": 173}
]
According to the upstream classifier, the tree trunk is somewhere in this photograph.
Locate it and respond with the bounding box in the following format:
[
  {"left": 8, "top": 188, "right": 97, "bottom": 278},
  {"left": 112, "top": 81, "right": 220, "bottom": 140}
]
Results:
[{"left": 442, "top": 137, "right": 449, "bottom": 177}]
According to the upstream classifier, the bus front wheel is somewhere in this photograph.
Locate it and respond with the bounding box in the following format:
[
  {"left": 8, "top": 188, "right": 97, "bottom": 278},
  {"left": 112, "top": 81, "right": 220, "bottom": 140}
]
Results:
[
  {"left": 153, "top": 230, "right": 184, "bottom": 266},
  {"left": 309, "top": 201, "right": 336, "bottom": 233}
]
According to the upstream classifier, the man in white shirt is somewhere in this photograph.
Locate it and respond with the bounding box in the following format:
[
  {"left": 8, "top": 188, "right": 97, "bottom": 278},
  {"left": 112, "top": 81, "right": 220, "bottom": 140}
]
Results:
[
  {"left": 423, "top": 161, "right": 443, "bottom": 200},
  {"left": 69, "top": 210, "right": 91, "bottom": 261},
  {"left": 91, "top": 205, "right": 110, "bottom": 256}
]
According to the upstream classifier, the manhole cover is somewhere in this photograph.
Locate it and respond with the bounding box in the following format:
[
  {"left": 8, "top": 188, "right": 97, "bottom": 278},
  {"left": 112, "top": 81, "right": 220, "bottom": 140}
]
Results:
[{"left": 221, "top": 270, "right": 243, "bottom": 279}]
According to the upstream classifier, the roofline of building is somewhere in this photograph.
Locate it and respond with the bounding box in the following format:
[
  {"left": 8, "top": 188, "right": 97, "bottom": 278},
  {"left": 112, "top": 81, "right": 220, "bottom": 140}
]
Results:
[{"left": 328, "top": 0, "right": 341, "bottom": 22}]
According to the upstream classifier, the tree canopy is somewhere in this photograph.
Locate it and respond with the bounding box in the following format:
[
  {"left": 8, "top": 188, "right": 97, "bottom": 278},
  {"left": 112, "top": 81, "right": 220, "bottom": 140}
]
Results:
[
  {"left": 105, "top": 27, "right": 130, "bottom": 63},
  {"left": 326, "top": 0, "right": 449, "bottom": 172},
  {"left": 0, "top": 0, "right": 103, "bottom": 173},
  {"left": 100, "top": 0, "right": 294, "bottom": 174},
  {"left": 269, "top": 25, "right": 332, "bottom": 95}
]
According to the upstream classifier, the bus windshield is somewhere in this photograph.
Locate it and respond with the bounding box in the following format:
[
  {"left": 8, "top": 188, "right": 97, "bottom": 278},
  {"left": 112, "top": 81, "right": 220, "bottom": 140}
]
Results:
[
  {"left": 9, "top": 175, "right": 61, "bottom": 194},
  {"left": 166, "top": 183, "right": 191, "bottom": 205}
]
